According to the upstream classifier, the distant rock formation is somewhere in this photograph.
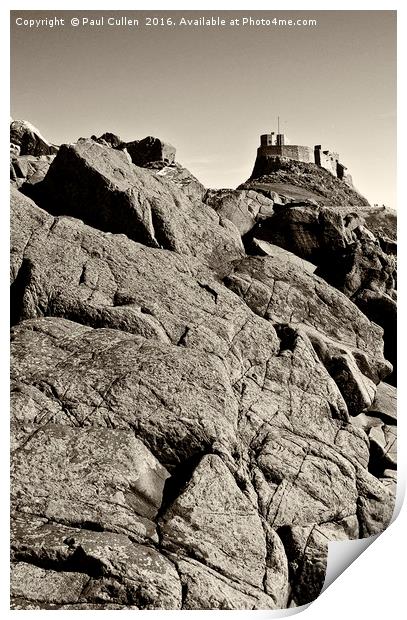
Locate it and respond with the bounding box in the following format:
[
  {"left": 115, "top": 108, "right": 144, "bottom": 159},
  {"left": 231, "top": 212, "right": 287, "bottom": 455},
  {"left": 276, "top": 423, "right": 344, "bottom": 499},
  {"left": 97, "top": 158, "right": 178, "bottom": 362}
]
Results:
[
  {"left": 9, "top": 121, "right": 396, "bottom": 610},
  {"left": 10, "top": 119, "right": 58, "bottom": 157},
  {"left": 241, "top": 157, "right": 369, "bottom": 206},
  {"left": 91, "top": 131, "right": 176, "bottom": 167}
]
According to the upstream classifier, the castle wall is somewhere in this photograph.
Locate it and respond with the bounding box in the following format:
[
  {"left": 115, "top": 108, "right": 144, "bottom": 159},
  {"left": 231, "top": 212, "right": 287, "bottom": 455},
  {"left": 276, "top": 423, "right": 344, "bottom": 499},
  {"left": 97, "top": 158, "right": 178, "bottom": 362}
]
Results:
[
  {"left": 318, "top": 151, "right": 337, "bottom": 176},
  {"left": 257, "top": 145, "right": 314, "bottom": 164},
  {"left": 337, "top": 162, "right": 353, "bottom": 186},
  {"left": 255, "top": 138, "right": 352, "bottom": 184}
]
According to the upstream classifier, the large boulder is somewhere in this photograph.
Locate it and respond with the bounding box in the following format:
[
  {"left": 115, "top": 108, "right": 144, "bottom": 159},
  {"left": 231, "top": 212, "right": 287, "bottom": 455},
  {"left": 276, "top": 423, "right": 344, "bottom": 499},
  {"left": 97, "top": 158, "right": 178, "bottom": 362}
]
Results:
[
  {"left": 366, "top": 382, "right": 396, "bottom": 423},
  {"left": 223, "top": 254, "right": 391, "bottom": 413},
  {"left": 250, "top": 238, "right": 316, "bottom": 274},
  {"left": 10, "top": 154, "right": 55, "bottom": 190},
  {"left": 154, "top": 162, "right": 206, "bottom": 204},
  {"left": 90, "top": 131, "right": 124, "bottom": 149},
  {"left": 23, "top": 141, "right": 243, "bottom": 272},
  {"left": 11, "top": 423, "right": 169, "bottom": 542},
  {"left": 247, "top": 202, "right": 397, "bottom": 384},
  {"left": 203, "top": 189, "right": 274, "bottom": 236},
  {"left": 10, "top": 120, "right": 58, "bottom": 157},
  {"left": 125, "top": 136, "right": 176, "bottom": 166},
  {"left": 251, "top": 203, "right": 396, "bottom": 302},
  {"left": 160, "top": 454, "right": 288, "bottom": 607},
  {"left": 330, "top": 205, "right": 396, "bottom": 244},
  {"left": 11, "top": 521, "right": 182, "bottom": 609},
  {"left": 10, "top": 187, "right": 272, "bottom": 384}
]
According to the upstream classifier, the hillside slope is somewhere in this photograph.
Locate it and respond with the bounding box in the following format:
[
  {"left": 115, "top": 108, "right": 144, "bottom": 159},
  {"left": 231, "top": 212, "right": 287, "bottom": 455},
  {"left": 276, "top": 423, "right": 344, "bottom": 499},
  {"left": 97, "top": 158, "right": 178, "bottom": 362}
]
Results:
[{"left": 240, "top": 156, "right": 370, "bottom": 206}]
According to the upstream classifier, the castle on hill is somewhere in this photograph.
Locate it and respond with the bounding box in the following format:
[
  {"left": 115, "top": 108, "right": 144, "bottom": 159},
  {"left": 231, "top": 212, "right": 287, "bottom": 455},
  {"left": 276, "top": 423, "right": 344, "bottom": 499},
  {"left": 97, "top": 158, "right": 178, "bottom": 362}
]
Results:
[{"left": 257, "top": 131, "right": 352, "bottom": 184}]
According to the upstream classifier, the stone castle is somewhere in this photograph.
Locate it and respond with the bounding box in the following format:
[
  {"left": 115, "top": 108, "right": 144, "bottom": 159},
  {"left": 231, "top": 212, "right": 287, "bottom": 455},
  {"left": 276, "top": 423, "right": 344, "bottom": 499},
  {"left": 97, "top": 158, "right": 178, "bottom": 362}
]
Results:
[{"left": 257, "top": 131, "right": 352, "bottom": 184}]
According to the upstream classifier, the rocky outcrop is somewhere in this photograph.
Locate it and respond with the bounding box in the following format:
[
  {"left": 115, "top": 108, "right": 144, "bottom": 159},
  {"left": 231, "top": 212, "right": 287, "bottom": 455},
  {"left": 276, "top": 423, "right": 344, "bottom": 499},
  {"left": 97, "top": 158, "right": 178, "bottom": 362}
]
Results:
[
  {"left": 22, "top": 141, "right": 243, "bottom": 272},
  {"left": 154, "top": 162, "right": 206, "bottom": 204},
  {"left": 83, "top": 133, "right": 176, "bottom": 168},
  {"left": 330, "top": 205, "right": 396, "bottom": 246},
  {"left": 10, "top": 310, "right": 393, "bottom": 608},
  {"left": 12, "top": 423, "right": 169, "bottom": 542},
  {"left": 246, "top": 202, "right": 397, "bottom": 384},
  {"left": 242, "top": 157, "right": 369, "bottom": 206},
  {"left": 11, "top": 520, "right": 182, "bottom": 609},
  {"left": 203, "top": 189, "right": 274, "bottom": 236},
  {"left": 351, "top": 381, "right": 397, "bottom": 488},
  {"left": 10, "top": 120, "right": 58, "bottom": 157},
  {"left": 90, "top": 131, "right": 124, "bottom": 149},
  {"left": 10, "top": 154, "right": 55, "bottom": 190},
  {"left": 125, "top": 136, "right": 176, "bottom": 167},
  {"left": 9, "top": 122, "right": 396, "bottom": 610},
  {"left": 250, "top": 239, "right": 316, "bottom": 274},
  {"left": 223, "top": 254, "right": 390, "bottom": 414}
]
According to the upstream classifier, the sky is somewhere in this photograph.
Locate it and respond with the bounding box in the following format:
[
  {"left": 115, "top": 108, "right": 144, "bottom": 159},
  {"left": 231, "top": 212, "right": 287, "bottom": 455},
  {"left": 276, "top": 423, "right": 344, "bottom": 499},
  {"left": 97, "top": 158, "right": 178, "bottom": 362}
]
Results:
[{"left": 10, "top": 10, "right": 396, "bottom": 207}]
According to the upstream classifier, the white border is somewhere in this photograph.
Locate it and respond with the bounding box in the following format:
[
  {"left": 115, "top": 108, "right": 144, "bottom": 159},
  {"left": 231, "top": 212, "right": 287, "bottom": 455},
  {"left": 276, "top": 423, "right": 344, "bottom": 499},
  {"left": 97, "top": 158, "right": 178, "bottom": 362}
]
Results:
[{"left": 2, "top": 2, "right": 405, "bottom": 619}]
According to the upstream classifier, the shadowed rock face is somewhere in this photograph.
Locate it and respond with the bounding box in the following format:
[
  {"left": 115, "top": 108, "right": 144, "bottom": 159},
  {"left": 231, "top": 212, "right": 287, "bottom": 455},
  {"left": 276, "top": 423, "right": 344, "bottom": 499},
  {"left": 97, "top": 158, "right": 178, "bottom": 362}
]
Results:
[
  {"left": 10, "top": 154, "right": 55, "bottom": 190},
  {"left": 22, "top": 140, "right": 243, "bottom": 274},
  {"left": 10, "top": 120, "right": 58, "bottom": 157},
  {"left": 125, "top": 136, "right": 176, "bottom": 167},
  {"left": 10, "top": 127, "right": 396, "bottom": 610},
  {"left": 244, "top": 202, "right": 397, "bottom": 385}
]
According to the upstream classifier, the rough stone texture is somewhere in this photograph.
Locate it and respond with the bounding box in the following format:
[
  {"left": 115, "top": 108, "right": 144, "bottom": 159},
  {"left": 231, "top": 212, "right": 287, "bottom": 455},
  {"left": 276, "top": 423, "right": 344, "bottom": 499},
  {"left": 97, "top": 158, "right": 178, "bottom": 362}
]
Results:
[
  {"left": 11, "top": 563, "right": 89, "bottom": 606},
  {"left": 9, "top": 121, "right": 396, "bottom": 610},
  {"left": 279, "top": 515, "right": 358, "bottom": 605},
  {"left": 11, "top": 424, "right": 169, "bottom": 542},
  {"left": 10, "top": 154, "right": 55, "bottom": 190},
  {"left": 10, "top": 188, "right": 274, "bottom": 382},
  {"left": 366, "top": 382, "right": 397, "bottom": 423},
  {"left": 10, "top": 120, "right": 58, "bottom": 156},
  {"left": 23, "top": 141, "right": 243, "bottom": 272},
  {"left": 154, "top": 162, "right": 206, "bottom": 204},
  {"left": 173, "top": 558, "right": 278, "bottom": 609},
  {"left": 11, "top": 519, "right": 182, "bottom": 609},
  {"left": 10, "top": 187, "right": 50, "bottom": 284},
  {"left": 247, "top": 202, "right": 396, "bottom": 384},
  {"left": 223, "top": 254, "right": 390, "bottom": 413},
  {"left": 330, "top": 205, "right": 396, "bottom": 244},
  {"left": 160, "top": 454, "right": 272, "bottom": 591},
  {"left": 11, "top": 318, "right": 241, "bottom": 472},
  {"left": 203, "top": 189, "right": 275, "bottom": 236},
  {"left": 12, "top": 314, "right": 390, "bottom": 609}
]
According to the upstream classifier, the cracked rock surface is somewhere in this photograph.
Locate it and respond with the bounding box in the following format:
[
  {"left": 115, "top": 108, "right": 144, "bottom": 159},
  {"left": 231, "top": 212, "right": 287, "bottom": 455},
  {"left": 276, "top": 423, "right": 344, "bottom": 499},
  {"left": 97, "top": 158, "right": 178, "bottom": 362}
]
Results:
[{"left": 10, "top": 131, "right": 396, "bottom": 609}]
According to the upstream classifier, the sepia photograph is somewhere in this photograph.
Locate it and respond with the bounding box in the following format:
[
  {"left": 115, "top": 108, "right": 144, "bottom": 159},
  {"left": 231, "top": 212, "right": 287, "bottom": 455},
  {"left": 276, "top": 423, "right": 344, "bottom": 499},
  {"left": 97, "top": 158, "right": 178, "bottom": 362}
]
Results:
[{"left": 9, "top": 7, "right": 397, "bottom": 612}]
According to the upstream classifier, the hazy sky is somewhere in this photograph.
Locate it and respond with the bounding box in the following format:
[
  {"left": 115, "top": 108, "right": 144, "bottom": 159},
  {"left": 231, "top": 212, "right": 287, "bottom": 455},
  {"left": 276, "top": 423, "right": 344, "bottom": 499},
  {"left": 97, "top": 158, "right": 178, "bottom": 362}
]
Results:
[{"left": 11, "top": 11, "right": 396, "bottom": 207}]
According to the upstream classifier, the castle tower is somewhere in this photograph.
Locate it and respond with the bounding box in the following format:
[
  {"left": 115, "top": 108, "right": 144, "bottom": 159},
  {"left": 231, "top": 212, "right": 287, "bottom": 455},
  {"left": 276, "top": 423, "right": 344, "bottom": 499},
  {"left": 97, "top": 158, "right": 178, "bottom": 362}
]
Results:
[
  {"left": 260, "top": 133, "right": 275, "bottom": 146},
  {"left": 252, "top": 130, "right": 353, "bottom": 185}
]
